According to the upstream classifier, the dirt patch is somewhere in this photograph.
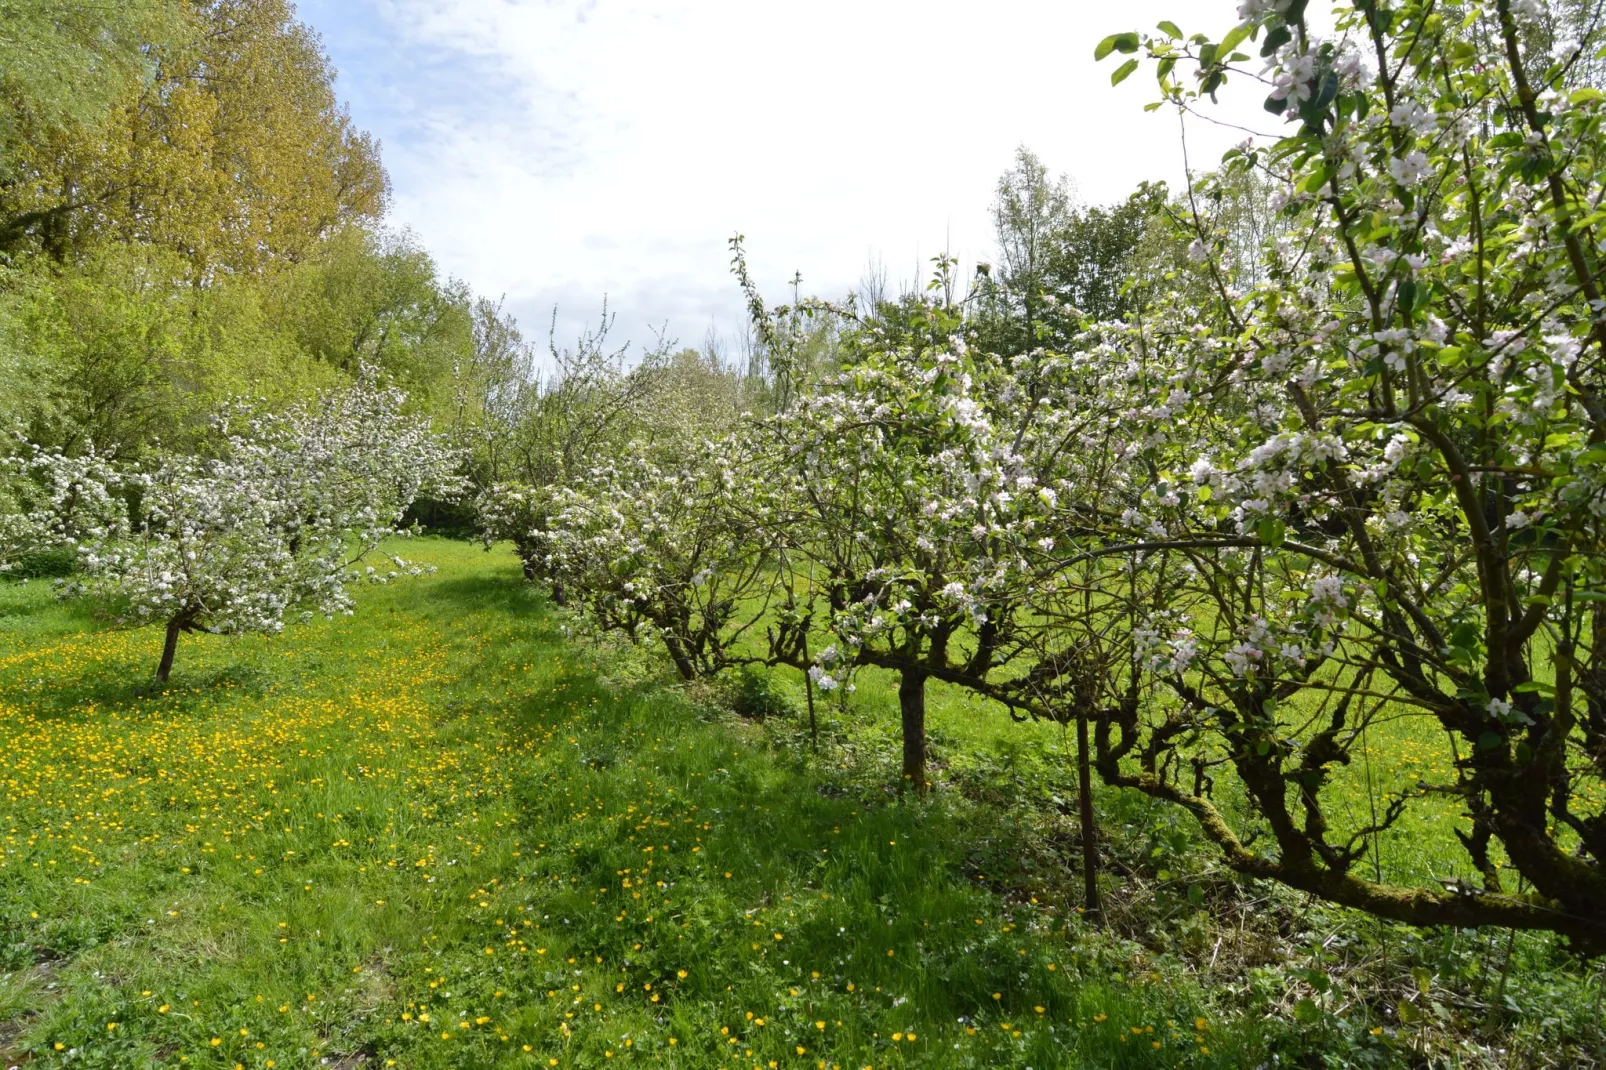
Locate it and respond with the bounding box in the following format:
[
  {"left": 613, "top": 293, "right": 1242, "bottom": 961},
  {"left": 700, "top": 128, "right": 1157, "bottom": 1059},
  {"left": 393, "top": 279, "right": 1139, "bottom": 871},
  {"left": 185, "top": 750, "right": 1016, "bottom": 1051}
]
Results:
[{"left": 0, "top": 960, "right": 61, "bottom": 1068}]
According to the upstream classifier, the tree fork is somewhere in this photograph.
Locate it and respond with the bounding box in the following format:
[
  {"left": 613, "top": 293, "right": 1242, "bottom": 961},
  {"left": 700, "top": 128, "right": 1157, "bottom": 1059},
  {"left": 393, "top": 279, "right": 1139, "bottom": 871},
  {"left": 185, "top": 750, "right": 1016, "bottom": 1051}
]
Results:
[{"left": 1098, "top": 757, "right": 1606, "bottom": 955}]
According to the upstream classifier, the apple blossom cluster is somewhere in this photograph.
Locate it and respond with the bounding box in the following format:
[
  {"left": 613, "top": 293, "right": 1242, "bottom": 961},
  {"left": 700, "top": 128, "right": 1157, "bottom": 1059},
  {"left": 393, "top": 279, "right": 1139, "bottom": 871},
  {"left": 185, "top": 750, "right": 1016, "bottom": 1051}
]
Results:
[
  {"left": 0, "top": 442, "right": 126, "bottom": 573},
  {"left": 756, "top": 331, "right": 1069, "bottom": 696},
  {"left": 476, "top": 481, "right": 561, "bottom": 582},
  {"left": 74, "top": 453, "right": 307, "bottom": 637}
]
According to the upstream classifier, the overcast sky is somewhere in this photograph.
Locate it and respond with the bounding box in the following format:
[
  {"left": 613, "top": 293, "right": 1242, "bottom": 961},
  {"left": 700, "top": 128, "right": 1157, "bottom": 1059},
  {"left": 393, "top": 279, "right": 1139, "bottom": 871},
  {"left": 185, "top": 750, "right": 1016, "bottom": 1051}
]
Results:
[{"left": 299, "top": 0, "right": 1276, "bottom": 361}]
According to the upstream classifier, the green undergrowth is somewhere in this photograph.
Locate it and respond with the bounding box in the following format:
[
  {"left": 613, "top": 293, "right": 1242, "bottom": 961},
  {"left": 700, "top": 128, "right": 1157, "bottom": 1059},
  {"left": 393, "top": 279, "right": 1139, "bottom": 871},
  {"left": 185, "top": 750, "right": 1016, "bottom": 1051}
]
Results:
[
  {"left": 685, "top": 606, "right": 1606, "bottom": 1068},
  {"left": 0, "top": 540, "right": 1600, "bottom": 1069}
]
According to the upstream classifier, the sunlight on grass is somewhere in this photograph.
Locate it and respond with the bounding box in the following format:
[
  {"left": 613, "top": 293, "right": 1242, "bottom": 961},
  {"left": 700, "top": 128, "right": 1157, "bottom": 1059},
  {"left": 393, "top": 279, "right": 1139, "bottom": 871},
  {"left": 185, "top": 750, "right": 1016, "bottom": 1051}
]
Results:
[{"left": 1, "top": 540, "right": 1246, "bottom": 1068}]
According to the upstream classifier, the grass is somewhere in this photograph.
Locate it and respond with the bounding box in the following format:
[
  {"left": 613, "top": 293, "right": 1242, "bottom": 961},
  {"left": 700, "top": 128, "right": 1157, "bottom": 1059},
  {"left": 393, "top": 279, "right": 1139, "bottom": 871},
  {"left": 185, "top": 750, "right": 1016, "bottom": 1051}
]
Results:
[{"left": 0, "top": 538, "right": 1269, "bottom": 1070}]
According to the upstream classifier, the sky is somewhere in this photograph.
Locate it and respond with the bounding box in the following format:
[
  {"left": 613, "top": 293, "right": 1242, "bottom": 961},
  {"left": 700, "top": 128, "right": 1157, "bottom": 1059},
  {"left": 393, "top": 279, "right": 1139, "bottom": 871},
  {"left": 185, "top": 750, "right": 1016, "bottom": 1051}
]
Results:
[{"left": 298, "top": 0, "right": 1279, "bottom": 362}]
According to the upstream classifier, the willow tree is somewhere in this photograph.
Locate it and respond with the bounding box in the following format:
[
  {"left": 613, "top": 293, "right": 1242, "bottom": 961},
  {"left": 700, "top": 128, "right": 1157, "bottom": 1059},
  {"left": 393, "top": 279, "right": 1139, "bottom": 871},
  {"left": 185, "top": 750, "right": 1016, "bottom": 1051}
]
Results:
[{"left": 2, "top": 0, "right": 386, "bottom": 270}]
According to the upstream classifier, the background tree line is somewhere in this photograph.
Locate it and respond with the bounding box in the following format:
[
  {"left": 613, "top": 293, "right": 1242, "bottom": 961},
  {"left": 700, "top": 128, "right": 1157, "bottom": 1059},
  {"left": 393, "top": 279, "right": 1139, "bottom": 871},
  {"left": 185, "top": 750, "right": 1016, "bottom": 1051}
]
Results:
[
  {"left": 0, "top": 0, "right": 524, "bottom": 471},
  {"left": 0, "top": 0, "right": 1193, "bottom": 518}
]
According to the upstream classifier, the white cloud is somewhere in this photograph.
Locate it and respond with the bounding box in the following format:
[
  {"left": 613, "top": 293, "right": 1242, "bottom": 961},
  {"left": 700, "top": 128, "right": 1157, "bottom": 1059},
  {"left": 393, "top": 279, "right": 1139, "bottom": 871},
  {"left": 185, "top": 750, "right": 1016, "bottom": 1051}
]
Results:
[{"left": 306, "top": 0, "right": 1281, "bottom": 356}]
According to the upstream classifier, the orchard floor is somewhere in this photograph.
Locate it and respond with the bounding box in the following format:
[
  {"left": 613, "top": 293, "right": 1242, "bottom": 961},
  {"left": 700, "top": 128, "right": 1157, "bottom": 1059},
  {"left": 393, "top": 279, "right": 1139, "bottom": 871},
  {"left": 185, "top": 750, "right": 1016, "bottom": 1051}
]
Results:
[
  {"left": 0, "top": 540, "right": 1240, "bottom": 1070},
  {"left": 0, "top": 540, "right": 1594, "bottom": 1070}
]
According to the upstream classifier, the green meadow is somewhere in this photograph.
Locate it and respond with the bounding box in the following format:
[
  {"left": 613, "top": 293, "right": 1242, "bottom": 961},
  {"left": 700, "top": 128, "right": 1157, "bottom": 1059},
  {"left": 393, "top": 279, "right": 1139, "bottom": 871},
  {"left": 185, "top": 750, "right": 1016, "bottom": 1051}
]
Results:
[
  {"left": 0, "top": 540, "right": 1249, "bottom": 1069},
  {"left": 0, "top": 541, "right": 1600, "bottom": 1069}
]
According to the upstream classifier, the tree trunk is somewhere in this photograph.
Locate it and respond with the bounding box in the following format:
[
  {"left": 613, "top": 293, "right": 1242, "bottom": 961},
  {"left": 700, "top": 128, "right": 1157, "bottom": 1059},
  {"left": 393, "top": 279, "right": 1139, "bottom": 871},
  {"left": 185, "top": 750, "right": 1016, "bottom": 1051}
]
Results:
[
  {"left": 157, "top": 616, "right": 183, "bottom": 683},
  {"left": 804, "top": 668, "right": 818, "bottom": 750},
  {"left": 1076, "top": 709, "right": 1102, "bottom": 917},
  {"left": 898, "top": 668, "right": 928, "bottom": 793},
  {"left": 801, "top": 633, "right": 818, "bottom": 750},
  {"left": 663, "top": 636, "right": 696, "bottom": 681}
]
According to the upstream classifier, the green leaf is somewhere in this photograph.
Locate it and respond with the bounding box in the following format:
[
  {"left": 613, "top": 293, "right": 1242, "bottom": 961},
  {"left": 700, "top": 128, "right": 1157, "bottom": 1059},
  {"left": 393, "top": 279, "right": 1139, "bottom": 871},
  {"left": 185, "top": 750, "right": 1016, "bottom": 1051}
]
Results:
[
  {"left": 1220, "top": 23, "right": 1250, "bottom": 54},
  {"left": 1256, "top": 516, "right": 1286, "bottom": 548},
  {"left": 1569, "top": 87, "right": 1603, "bottom": 104},
  {"left": 1300, "top": 165, "right": 1332, "bottom": 193},
  {"left": 1313, "top": 69, "right": 1339, "bottom": 111},
  {"left": 1095, "top": 31, "right": 1141, "bottom": 60},
  {"left": 1261, "top": 23, "right": 1291, "bottom": 56},
  {"left": 1111, "top": 58, "right": 1140, "bottom": 85},
  {"left": 1157, "top": 20, "right": 1182, "bottom": 38},
  {"left": 1397, "top": 278, "right": 1417, "bottom": 313}
]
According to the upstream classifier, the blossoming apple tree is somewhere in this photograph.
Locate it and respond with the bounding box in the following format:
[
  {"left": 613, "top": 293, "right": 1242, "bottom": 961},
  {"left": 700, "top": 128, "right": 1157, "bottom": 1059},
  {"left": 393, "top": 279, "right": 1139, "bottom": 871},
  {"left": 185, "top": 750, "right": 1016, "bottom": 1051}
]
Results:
[
  {"left": 0, "top": 442, "right": 125, "bottom": 575},
  {"left": 1060, "top": 0, "right": 1606, "bottom": 949},
  {"left": 753, "top": 274, "right": 1089, "bottom": 793},
  {"left": 8, "top": 377, "right": 460, "bottom": 681},
  {"left": 479, "top": 0, "right": 1606, "bottom": 950},
  {"left": 542, "top": 433, "right": 786, "bottom": 681}
]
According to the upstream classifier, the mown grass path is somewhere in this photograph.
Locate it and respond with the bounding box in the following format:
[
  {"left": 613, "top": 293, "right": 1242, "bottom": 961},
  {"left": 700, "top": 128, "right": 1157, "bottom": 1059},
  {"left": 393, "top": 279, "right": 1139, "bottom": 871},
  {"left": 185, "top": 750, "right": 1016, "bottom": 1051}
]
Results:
[{"left": 0, "top": 540, "right": 1240, "bottom": 1069}]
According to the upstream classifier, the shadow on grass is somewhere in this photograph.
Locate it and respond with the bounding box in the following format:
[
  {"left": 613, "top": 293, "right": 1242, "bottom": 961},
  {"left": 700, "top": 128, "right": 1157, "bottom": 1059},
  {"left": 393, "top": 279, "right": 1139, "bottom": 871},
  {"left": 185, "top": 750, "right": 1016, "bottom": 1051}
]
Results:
[
  {"left": 0, "top": 564, "right": 543, "bottom": 721},
  {"left": 495, "top": 670, "right": 1138, "bottom": 1038},
  {"left": 0, "top": 631, "right": 289, "bottom": 723},
  {"left": 412, "top": 571, "right": 550, "bottom": 615}
]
